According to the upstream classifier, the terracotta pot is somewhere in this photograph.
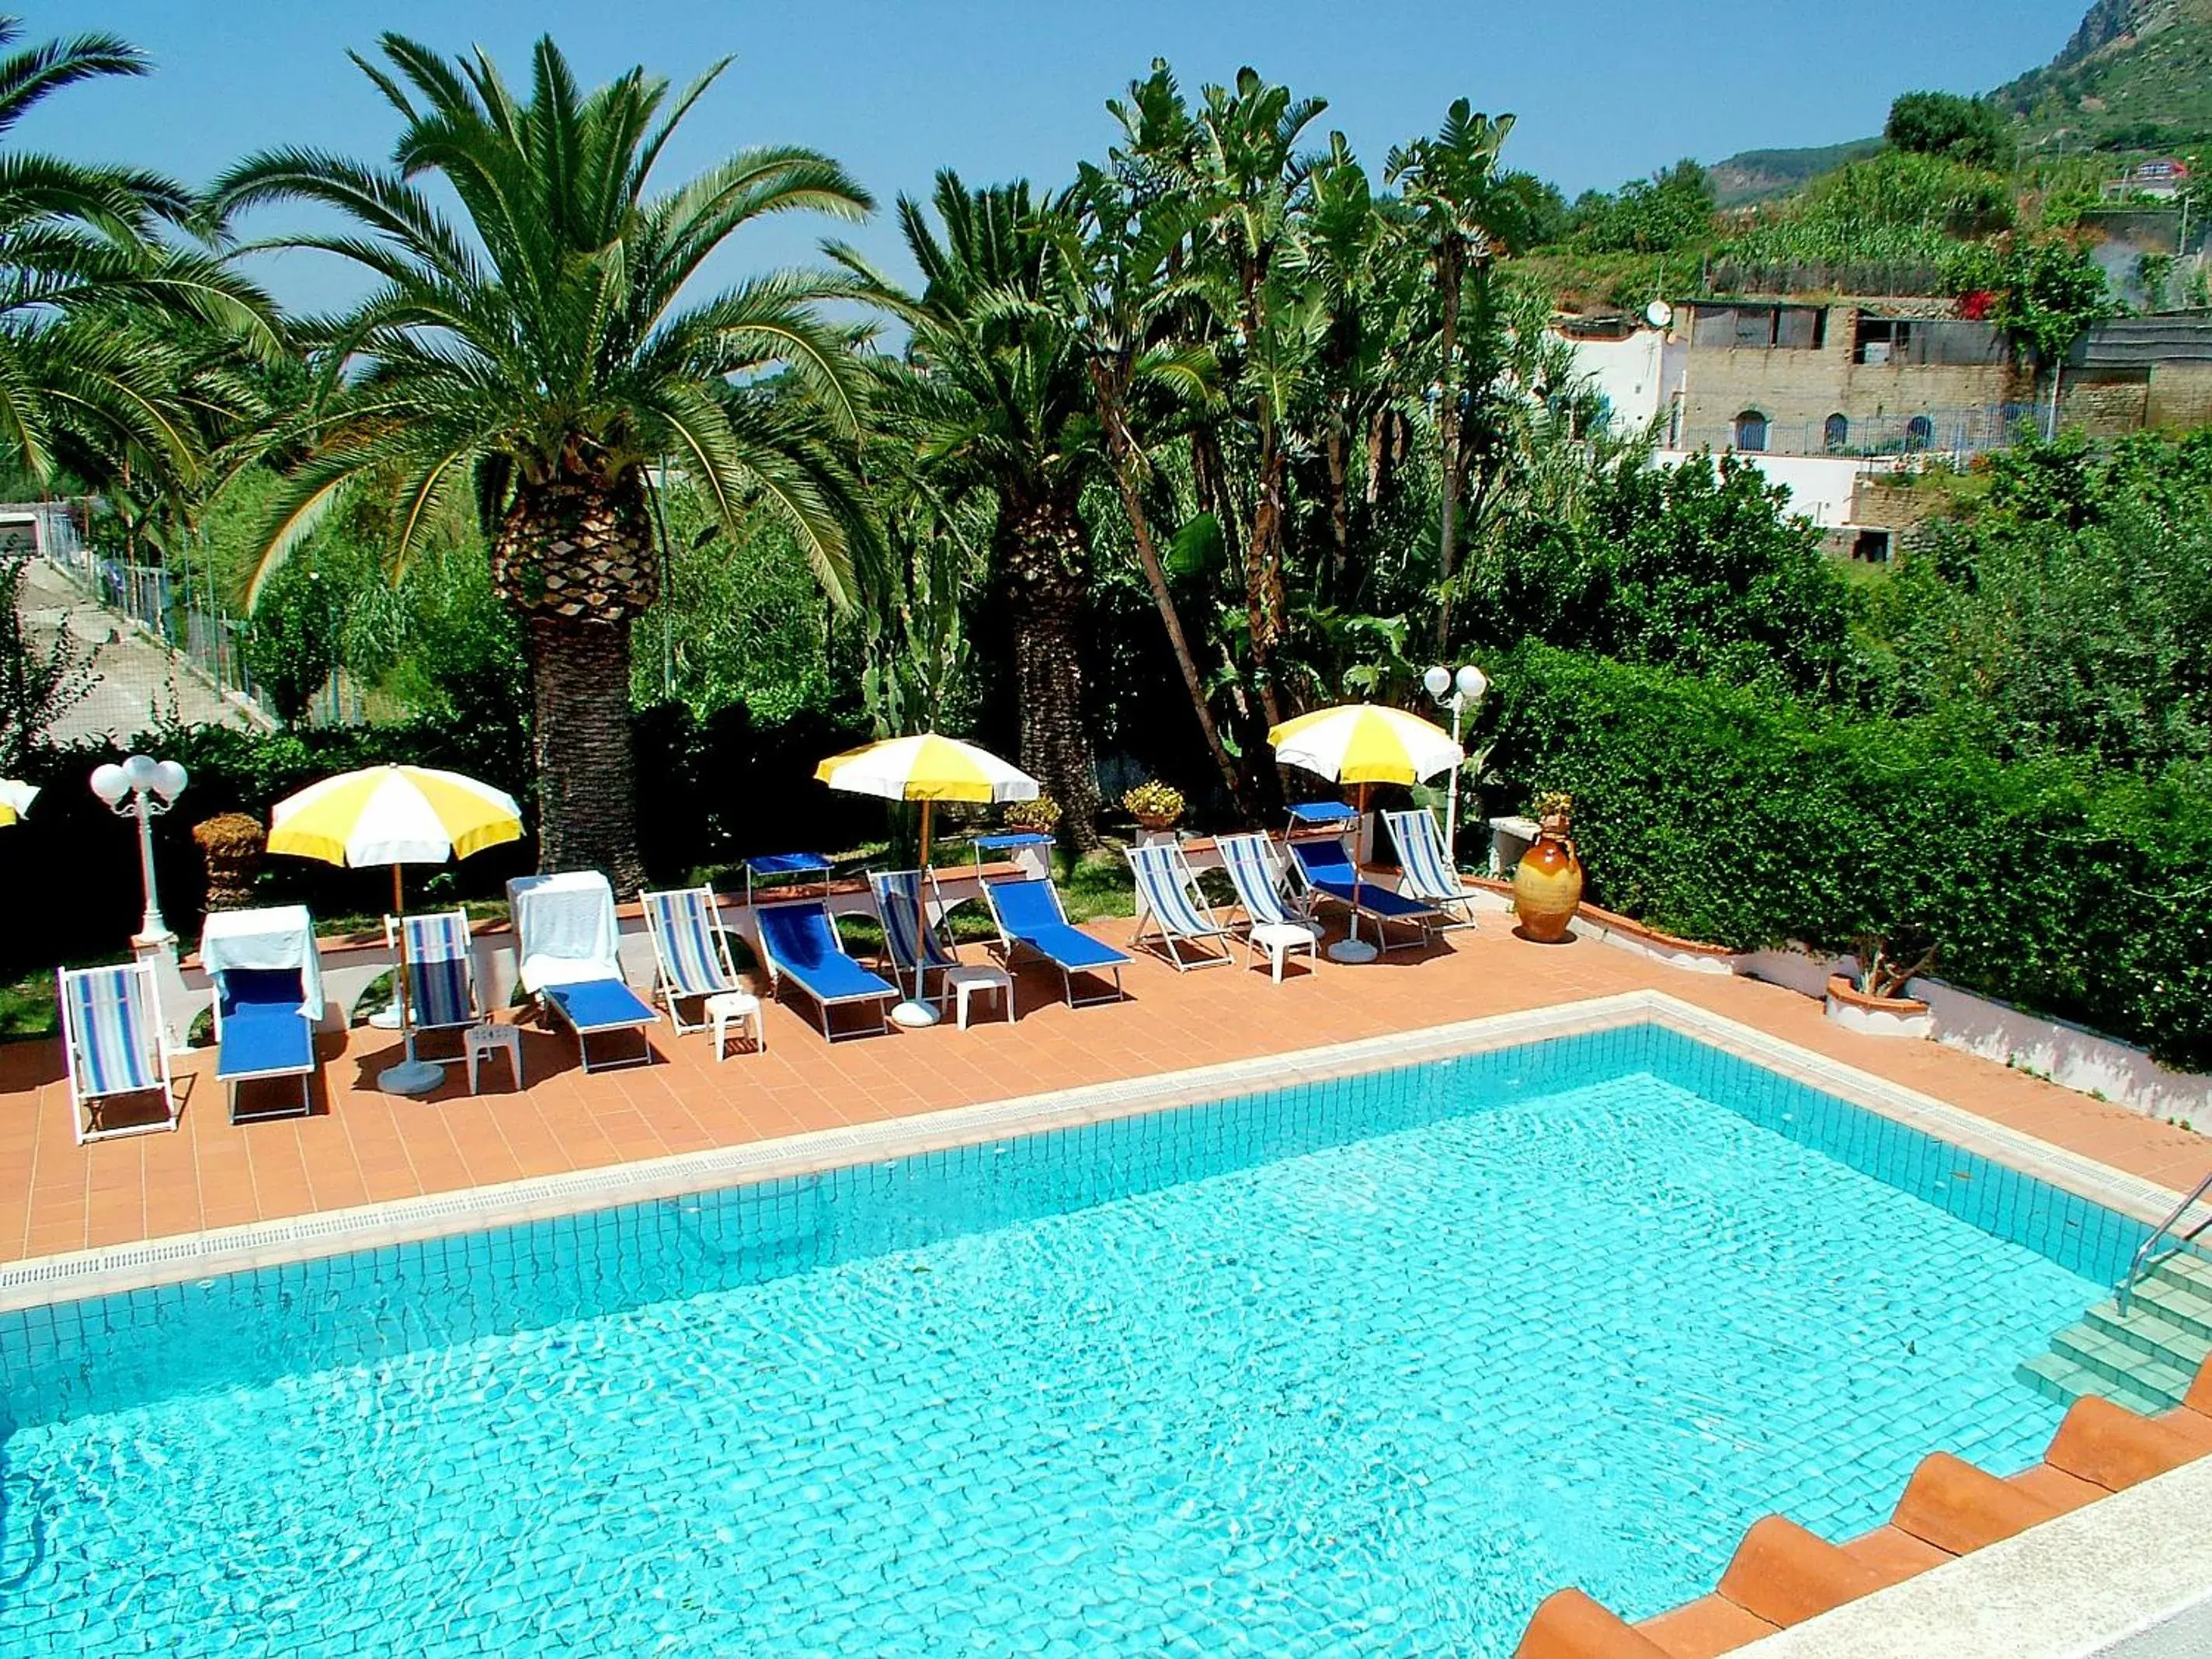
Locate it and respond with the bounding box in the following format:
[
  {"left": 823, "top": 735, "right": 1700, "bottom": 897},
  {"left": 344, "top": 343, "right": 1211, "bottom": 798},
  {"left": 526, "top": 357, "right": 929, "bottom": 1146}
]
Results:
[
  {"left": 1133, "top": 811, "right": 1181, "bottom": 834},
  {"left": 1512, "top": 830, "right": 1584, "bottom": 943}
]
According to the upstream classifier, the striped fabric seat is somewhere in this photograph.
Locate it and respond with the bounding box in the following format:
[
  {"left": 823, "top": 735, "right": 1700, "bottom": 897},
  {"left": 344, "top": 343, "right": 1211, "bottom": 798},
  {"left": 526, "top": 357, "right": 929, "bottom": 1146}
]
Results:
[
  {"left": 395, "top": 909, "right": 478, "bottom": 1031},
  {"left": 57, "top": 962, "right": 179, "bottom": 1144},
  {"left": 1125, "top": 841, "right": 1234, "bottom": 970},
  {"left": 642, "top": 886, "right": 742, "bottom": 1035},
  {"left": 1216, "top": 833, "right": 1299, "bottom": 929},
  {"left": 1381, "top": 809, "right": 1481, "bottom": 928},
  {"left": 868, "top": 869, "right": 960, "bottom": 1002}
]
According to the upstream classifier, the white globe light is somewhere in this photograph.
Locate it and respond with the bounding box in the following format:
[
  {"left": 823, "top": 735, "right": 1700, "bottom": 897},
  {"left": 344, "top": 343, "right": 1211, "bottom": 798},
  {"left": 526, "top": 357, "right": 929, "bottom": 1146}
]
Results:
[
  {"left": 151, "top": 760, "right": 189, "bottom": 802},
  {"left": 123, "top": 754, "right": 160, "bottom": 790},
  {"left": 1456, "top": 665, "right": 1490, "bottom": 703},
  {"left": 1422, "top": 665, "right": 1452, "bottom": 701},
  {"left": 89, "top": 763, "right": 129, "bottom": 805}
]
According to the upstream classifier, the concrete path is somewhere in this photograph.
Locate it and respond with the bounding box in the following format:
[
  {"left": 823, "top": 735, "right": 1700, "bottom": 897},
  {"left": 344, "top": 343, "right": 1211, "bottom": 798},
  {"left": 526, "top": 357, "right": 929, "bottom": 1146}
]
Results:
[{"left": 16, "top": 556, "right": 266, "bottom": 743}]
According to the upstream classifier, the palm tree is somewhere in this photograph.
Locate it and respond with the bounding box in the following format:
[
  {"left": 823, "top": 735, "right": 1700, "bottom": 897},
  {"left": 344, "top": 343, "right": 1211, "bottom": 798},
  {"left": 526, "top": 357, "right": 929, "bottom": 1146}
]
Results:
[
  {"left": 0, "top": 17, "right": 275, "bottom": 489},
  {"left": 833, "top": 173, "right": 1105, "bottom": 850},
  {"left": 1050, "top": 168, "right": 1242, "bottom": 805},
  {"left": 211, "top": 34, "right": 875, "bottom": 892},
  {"left": 1386, "top": 101, "right": 1529, "bottom": 647}
]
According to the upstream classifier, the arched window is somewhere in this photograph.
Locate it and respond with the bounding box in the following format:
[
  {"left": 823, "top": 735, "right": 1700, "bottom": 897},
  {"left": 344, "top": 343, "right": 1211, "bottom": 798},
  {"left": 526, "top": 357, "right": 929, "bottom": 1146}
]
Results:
[
  {"left": 1824, "top": 413, "right": 1851, "bottom": 452},
  {"left": 1904, "top": 414, "right": 1934, "bottom": 450},
  {"left": 1733, "top": 409, "right": 1769, "bottom": 452}
]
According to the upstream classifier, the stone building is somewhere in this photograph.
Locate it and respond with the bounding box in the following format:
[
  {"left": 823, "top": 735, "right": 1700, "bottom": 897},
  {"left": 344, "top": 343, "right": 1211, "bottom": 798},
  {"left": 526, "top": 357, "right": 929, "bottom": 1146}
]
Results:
[{"left": 1660, "top": 297, "right": 2033, "bottom": 457}]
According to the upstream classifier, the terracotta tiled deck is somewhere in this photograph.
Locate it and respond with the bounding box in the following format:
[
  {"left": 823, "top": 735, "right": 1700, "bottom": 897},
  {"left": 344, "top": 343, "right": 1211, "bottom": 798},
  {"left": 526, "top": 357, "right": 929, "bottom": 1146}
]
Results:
[{"left": 2, "top": 918, "right": 2207, "bottom": 1266}]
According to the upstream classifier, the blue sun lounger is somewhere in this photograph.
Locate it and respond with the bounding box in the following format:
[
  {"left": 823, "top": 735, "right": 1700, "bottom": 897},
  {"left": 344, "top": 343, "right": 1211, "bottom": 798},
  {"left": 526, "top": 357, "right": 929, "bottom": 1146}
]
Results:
[
  {"left": 754, "top": 899, "right": 898, "bottom": 1042},
  {"left": 1125, "top": 840, "right": 1234, "bottom": 970},
  {"left": 214, "top": 969, "right": 318, "bottom": 1118},
  {"left": 1381, "top": 808, "right": 1483, "bottom": 929},
  {"left": 57, "top": 961, "right": 179, "bottom": 1144},
  {"left": 982, "top": 871, "right": 1129, "bottom": 1008},
  {"left": 200, "top": 904, "right": 323, "bottom": 1120},
  {"left": 1285, "top": 819, "right": 1442, "bottom": 954},
  {"left": 510, "top": 871, "right": 660, "bottom": 1073}
]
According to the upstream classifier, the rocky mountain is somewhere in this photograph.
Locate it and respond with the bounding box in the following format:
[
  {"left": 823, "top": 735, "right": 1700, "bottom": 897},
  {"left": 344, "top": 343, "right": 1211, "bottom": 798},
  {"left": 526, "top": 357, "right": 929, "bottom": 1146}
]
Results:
[
  {"left": 1705, "top": 0, "right": 2212, "bottom": 195},
  {"left": 1996, "top": 0, "right": 2212, "bottom": 151}
]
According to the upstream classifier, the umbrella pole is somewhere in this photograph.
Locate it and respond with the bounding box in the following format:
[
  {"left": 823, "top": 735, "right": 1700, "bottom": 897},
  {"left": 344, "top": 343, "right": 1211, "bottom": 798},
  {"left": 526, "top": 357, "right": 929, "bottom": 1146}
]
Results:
[
  {"left": 395, "top": 864, "right": 416, "bottom": 1064},
  {"left": 890, "top": 798, "right": 942, "bottom": 1028},
  {"left": 377, "top": 861, "right": 447, "bottom": 1095},
  {"left": 1327, "top": 783, "right": 1381, "bottom": 965}
]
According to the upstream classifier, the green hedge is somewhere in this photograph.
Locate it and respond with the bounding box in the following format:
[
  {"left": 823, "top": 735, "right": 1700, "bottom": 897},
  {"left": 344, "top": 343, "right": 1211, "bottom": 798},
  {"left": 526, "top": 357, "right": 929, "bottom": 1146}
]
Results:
[{"left": 1493, "top": 647, "right": 2212, "bottom": 1070}]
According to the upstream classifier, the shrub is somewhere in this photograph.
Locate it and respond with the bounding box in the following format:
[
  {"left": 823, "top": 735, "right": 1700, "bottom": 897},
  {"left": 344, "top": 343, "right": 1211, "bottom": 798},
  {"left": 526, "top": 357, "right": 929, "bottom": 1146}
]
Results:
[{"left": 1493, "top": 646, "right": 2212, "bottom": 1069}]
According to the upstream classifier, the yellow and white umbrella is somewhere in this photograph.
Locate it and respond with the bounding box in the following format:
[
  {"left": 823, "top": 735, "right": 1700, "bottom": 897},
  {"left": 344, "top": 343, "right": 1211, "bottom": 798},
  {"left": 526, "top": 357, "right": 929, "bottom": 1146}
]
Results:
[
  {"left": 1268, "top": 704, "right": 1462, "bottom": 962},
  {"left": 815, "top": 734, "right": 1038, "bottom": 1025},
  {"left": 1268, "top": 703, "right": 1463, "bottom": 787},
  {"left": 270, "top": 764, "right": 523, "bottom": 1092},
  {"left": 0, "top": 779, "right": 37, "bottom": 826}
]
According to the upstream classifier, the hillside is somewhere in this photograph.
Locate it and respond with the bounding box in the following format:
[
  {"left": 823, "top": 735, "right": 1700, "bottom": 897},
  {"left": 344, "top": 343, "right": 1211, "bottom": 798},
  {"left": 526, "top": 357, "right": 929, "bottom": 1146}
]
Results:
[
  {"left": 1995, "top": 0, "right": 2212, "bottom": 152},
  {"left": 1706, "top": 139, "right": 1883, "bottom": 207},
  {"left": 1705, "top": 0, "right": 2212, "bottom": 198}
]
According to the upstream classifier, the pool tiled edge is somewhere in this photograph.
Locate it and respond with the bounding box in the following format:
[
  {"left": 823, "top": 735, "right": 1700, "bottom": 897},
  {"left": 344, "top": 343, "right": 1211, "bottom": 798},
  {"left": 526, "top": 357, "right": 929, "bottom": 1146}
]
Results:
[{"left": 0, "top": 988, "right": 2196, "bottom": 1315}]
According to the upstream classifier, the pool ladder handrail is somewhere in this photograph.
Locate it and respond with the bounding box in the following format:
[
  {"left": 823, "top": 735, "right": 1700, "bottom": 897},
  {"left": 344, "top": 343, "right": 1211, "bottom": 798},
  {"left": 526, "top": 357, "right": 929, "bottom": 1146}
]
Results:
[{"left": 2118, "top": 1166, "right": 2212, "bottom": 1316}]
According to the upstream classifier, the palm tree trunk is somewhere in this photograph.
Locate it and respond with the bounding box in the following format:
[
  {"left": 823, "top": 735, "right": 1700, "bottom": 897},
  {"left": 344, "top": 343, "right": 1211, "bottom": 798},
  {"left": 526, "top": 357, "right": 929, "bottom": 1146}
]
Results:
[
  {"left": 530, "top": 615, "right": 645, "bottom": 895},
  {"left": 1434, "top": 238, "right": 1466, "bottom": 651},
  {"left": 1088, "top": 364, "right": 1247, "bottom": 809},
  {"left": 1000, "top": 495, "right": 1101, "bottom": 854},
  {"left": 1244, "top": 433, "right": 1289, "bottom": 729},
  {"left": 496, "top": 469, "right": 657, "bottom": 896}
]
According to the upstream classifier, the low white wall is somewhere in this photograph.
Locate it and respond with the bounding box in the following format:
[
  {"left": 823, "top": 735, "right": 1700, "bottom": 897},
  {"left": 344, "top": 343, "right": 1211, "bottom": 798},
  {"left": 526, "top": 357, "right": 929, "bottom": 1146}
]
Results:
[
  {"left": 1738, "top": 946, "right": 2212, "bottom": 1122},
  {"left": 1654, "top": 448, "right": 1869, "bottom": 529}
]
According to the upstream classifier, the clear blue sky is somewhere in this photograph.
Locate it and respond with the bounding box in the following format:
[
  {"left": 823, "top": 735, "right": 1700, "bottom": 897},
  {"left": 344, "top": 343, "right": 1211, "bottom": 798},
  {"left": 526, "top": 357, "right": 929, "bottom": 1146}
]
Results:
[{"left": 28, "top": 0, "right": 2087, "bottom": 309}]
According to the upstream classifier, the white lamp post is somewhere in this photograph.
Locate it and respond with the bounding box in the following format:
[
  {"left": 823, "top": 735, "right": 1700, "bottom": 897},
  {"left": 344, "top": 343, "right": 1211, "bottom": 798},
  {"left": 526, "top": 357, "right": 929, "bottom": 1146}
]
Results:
[
  {"left": 91, "top": 754, "right": 188, "bottom": 945},
  {"left": 1421, "top": 663, "right": 1489, "bottom": 871}
]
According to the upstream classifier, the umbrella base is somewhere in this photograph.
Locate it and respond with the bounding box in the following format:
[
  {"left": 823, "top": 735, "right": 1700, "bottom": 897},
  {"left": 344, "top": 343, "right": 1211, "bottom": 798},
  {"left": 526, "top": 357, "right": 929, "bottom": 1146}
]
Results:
[
  {"left": 1326, "top": 937, "right": 1379, "bottom": 965},
  {"left": 889, "top": 999, "right": 941, "bottom": 1028},
  {"left": 378, "top": 1058, "right": 447, "bottom": 1096}
]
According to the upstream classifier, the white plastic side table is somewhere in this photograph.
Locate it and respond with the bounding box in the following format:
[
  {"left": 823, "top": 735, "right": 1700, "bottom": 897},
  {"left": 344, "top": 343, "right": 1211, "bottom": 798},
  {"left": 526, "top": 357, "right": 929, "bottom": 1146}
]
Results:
[
  {"left": 464, "top": 1022, "right": 522, "bottom": 1094},
  {"left": 706, "top": 990, "right": 765, "bottom": 1061},
  {"left": 1250, "top": 921, "right": 1320, "bottom": 983},
  {"left": 945, "top": 965, "right": 1014, "bottom": 1030}
]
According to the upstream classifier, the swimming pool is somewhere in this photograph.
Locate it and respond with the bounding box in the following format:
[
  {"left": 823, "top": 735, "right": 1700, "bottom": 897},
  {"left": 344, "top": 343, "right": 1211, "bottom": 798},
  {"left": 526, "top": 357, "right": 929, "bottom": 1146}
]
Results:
[{"left": 0, "top": 1023, "right": 2146, "bottom": 1657}]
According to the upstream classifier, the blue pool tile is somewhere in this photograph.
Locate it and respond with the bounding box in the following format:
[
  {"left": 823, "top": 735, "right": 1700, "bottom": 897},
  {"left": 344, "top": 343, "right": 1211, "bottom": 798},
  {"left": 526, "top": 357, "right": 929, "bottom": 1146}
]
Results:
[{"left": 0, "top": 1025, "right": 2148, "bottom": 1657}]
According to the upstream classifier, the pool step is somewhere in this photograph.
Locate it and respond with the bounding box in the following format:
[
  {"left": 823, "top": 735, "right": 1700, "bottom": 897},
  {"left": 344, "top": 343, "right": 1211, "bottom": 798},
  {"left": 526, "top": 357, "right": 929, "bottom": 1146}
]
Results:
[
  {"left": 2017, "top": 1251, "right": 2212, "bottom": 1418},
  {"left": 2015, "top": 1351, "right": 2174, "bottom": 1419}
]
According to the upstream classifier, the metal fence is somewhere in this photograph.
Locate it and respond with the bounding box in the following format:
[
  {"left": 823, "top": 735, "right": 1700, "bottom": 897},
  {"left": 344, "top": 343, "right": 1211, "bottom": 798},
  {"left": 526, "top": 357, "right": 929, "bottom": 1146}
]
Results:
[
  {"left": 1748, "top": 404, "right": 2046, "bottom": 461},
  {"left": 20, "top": 500, "right": 363, "bottom": 731}
]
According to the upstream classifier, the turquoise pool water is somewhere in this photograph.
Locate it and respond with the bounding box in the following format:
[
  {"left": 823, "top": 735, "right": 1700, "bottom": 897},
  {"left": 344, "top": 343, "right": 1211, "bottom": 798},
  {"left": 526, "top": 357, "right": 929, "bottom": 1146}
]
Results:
[{"left": 0, "top": 1025, "right": 2145, "bottom": 1657}]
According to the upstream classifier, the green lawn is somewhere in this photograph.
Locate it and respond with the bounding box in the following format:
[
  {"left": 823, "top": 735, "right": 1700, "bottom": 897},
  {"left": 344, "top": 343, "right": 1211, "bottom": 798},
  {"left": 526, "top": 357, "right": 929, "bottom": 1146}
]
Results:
[{"left": 1, "top": 974, "right": 56, "bottom": 1042}]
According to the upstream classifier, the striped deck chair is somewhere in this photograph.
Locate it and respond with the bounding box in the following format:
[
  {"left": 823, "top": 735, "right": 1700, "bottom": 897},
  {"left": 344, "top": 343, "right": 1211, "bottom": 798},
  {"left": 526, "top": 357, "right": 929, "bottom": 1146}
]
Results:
[
  {"left": 1125, "top": 840, "right": 1234, "bottom": 970},
  {"left": 1382, "top": 808, "right": 1482, "bottom": 930},
  {"left": 57, "top": 962, "right": 179, "bottom": 1144},
  {"left": 1215, "top": 833, "right": 1321, "bottom": 977},
  {"left": 642, "top": 886, "right": 743, "bottom": 1034},
  {"left": 868, "top": 868, "right": 962, "bottom": 1003},
  {"left": 384, "top": 908, "right": 480, "bottom": 1050}
]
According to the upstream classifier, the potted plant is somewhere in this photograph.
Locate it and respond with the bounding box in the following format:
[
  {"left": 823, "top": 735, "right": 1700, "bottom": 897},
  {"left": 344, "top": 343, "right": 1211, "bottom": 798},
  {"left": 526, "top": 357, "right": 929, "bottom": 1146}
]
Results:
[
  {"left": 1003, "top": 794, "right": 1062, "bottom": 837},
  {"left": 1511, "top": 790, "right": 1584, "bottom": 944},
  {"left": 191, "top": 812, "right": 266, "bottom": 911},
  {"left": 1122, "top": 780, "right": 1186, "bottom": 836},
  {"left": 1825, "top": 931, "right": 1937, "bottom": 1039}
]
